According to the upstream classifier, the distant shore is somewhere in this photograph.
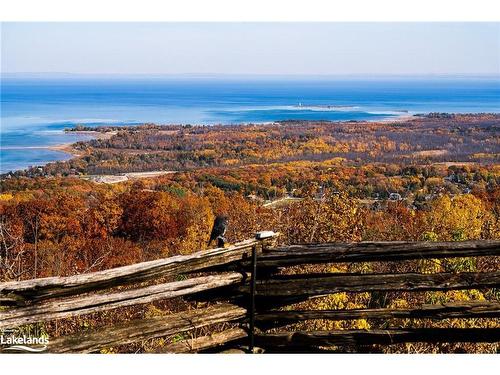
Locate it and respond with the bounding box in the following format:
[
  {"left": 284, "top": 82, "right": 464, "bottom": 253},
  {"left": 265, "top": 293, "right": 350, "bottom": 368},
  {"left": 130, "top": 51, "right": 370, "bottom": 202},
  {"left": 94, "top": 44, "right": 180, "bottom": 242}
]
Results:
[
  {"left": 379, "top": 114, "right": 415, "bottom": 123},
  {"left": 13, "top": 116, "right": 417, "bottom": 164},
  {"left": 39, "top": 114, "right": 415, "bottom": 165},
  {"left": 46, "top": 130, "right": 116, "bottom": 156},
  {"left": 46, "top": 143, "right": 81, "bottom": 156}
]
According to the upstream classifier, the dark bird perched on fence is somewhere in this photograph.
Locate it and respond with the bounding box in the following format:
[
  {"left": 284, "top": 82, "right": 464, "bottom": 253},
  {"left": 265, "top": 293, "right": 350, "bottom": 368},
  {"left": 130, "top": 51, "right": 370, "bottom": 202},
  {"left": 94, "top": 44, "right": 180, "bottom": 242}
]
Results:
[{"left": 208, "top": 216, "right": 229, "bottom": 248}]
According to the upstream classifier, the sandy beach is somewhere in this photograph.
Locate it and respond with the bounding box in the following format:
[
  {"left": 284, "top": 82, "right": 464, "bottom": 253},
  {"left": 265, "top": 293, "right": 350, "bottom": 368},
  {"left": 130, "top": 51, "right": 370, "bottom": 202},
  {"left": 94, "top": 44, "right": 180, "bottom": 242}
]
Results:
[
  {"left": 46, "top": 143, "right": 81, "bottom": 156},
  {"left": 377, "top": 114, "right": 416, "bottom": 124},
  {"left": 45, "top": 130, "right": 117, "bottom": 156}
]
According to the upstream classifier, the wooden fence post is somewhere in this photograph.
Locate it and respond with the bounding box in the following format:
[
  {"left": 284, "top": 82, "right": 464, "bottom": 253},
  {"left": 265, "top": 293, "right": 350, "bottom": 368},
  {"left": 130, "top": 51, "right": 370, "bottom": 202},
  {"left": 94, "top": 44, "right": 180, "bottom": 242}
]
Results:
[
  {"left": 248, "top": 231, "right": 276, "bottom": 353},
  {"left": 248, "top": 242, "right": 260, "bottom": 353}
]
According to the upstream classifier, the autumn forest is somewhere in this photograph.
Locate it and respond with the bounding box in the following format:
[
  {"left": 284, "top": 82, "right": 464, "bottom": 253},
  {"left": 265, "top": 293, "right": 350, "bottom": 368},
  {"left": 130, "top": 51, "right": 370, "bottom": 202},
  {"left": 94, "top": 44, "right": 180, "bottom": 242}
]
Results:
[{"left": 1, "top": 113, "right": 499, "bottom": 353}]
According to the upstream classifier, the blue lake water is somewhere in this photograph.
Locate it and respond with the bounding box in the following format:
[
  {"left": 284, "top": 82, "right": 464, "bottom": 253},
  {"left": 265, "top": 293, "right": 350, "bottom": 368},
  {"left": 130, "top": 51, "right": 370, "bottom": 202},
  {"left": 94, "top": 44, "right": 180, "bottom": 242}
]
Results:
[{"left": 1, "top": 77, "right": 499, "bottom": 173}]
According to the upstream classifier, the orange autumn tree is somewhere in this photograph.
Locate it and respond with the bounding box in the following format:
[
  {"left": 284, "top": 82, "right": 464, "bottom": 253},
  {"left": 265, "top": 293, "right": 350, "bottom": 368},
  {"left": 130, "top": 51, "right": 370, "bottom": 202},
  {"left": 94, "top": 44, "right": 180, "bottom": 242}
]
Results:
[{"left": 118, "top": 189, "right": 214, "bottom": 257}]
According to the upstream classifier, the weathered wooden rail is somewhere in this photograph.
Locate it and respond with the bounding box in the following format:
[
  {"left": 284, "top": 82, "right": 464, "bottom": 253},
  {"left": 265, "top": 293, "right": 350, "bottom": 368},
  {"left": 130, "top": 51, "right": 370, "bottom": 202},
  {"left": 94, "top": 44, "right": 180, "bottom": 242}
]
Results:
[
  {"left": 0, "top": 234, "right": 499, "bottom": 353},
  {"left": 0, "top": 238, "right": 260, "bottom": 302},
  {"left": 0, "top": 273, "right": 244, "bottom": 328},
  {"left": 254, "top": 301, "right": 500, "bottom": 323},
  {"left": 255, "top": 328, "right": 500, "bottom": 348},
  {"left": 47, "top": 303, "right": 247, "bottom": 353},
  {"left": 240, "top": 271, "right": 500, "bottom": 297},
  {"left": 254, "top": 240, "right": 500, "bottom": 266}
]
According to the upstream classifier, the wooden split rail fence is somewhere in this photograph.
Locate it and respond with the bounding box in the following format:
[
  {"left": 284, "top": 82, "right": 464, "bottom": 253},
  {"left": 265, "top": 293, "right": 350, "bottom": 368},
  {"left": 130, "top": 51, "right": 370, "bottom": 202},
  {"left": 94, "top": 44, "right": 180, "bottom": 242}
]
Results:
[{"left": 1, "top": 233, "right": 499, "bottom": 353}]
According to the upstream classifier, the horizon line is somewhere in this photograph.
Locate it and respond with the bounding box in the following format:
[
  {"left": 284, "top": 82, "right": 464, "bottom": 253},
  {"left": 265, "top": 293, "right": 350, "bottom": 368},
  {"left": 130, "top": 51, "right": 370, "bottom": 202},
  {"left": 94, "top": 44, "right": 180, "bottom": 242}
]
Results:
[{"left": 2, "top": 72, "right": 499, "bottom": 80}]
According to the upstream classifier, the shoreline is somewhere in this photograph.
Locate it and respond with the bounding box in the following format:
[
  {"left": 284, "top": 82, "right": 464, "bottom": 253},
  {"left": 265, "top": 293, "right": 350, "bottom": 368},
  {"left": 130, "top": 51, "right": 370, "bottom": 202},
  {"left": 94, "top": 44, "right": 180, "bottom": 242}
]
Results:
[
  {"left": 1, "top": 130, "right": 116, "bottom": 174},
  {"left": 47, "top": 130, "right": 117, "bottom": 156},
  {"left": 1, "top": 144, "right": 81, "bottom": 154},
  {"left": 378, "top": 114, "right": 416, "bottom": 124},
  {"left": 46, "top": 143, "right": 82, "bottom": 156}
]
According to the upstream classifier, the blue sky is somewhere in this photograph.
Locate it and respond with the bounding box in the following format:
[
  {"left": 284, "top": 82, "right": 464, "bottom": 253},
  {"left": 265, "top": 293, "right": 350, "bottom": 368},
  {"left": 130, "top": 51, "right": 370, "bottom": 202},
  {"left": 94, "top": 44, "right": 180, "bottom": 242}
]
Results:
[{"left": 1, "top": 23, "right": 499, "bottom": 76}]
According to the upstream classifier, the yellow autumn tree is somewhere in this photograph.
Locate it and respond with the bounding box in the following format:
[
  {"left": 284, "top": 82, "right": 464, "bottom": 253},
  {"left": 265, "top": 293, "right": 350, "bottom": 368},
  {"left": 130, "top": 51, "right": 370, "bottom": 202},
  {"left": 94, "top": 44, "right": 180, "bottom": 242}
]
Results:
[{"left": 425, "top": 194, "right": 486, "bottom": 241}]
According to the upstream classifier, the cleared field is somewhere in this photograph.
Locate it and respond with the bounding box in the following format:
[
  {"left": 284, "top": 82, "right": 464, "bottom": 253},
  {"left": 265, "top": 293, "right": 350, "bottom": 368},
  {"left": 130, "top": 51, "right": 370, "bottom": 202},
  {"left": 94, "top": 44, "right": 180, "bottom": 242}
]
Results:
[
  {"left": 124, "top": 171, "right": 175, "bottom": 179},
  {"left": 85, "top": 170, "right": 176, "bottom": 184}
]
